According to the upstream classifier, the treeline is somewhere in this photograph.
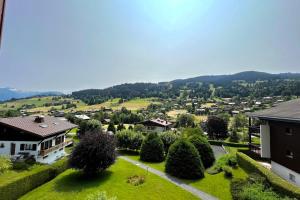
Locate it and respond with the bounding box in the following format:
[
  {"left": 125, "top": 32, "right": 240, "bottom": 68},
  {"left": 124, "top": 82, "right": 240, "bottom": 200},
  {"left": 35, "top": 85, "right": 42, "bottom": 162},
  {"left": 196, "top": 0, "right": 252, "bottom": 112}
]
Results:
[{"left": 72, "top": 72, "right": 300, "bottom": 104}]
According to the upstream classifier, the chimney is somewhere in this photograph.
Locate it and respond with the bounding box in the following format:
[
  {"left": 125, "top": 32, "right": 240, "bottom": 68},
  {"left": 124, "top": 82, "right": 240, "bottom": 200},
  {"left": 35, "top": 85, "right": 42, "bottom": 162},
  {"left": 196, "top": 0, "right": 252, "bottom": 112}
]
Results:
[{"left": 34, "top": 115, "right": 45, "bottom": 123}]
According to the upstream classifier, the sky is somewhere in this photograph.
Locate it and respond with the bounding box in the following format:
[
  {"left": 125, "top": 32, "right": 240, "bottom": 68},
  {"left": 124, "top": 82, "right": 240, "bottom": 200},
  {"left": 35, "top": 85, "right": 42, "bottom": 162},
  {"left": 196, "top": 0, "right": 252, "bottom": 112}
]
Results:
[{"left": 0, "top": 0, "right": 300, "bottom": 93}]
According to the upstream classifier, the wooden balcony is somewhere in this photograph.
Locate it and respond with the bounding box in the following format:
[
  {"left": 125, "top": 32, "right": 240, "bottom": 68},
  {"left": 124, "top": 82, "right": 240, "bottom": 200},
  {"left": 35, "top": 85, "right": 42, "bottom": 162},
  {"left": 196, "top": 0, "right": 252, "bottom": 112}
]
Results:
[{"left": 39, "top": 140, "right": 73, "bottom": 157}]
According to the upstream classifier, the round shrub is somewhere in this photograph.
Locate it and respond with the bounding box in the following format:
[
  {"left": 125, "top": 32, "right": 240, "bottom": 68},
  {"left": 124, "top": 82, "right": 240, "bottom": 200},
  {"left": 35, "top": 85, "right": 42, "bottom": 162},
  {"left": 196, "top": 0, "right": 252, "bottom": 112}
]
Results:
[
  {"left": 165, "top": 139, "right": 204, "bottom": 179},
  {"left": 69, "top": 131, "right": 116, "bottom": 176},
  {"left": 159, "top": 131, "right": 180, "bottom": 153},
  {"left": 188, "top": 135, "right": 215, "bottom": 168},
  {"left": 140, "top": 133, "right": 164, "bottom": 162}
]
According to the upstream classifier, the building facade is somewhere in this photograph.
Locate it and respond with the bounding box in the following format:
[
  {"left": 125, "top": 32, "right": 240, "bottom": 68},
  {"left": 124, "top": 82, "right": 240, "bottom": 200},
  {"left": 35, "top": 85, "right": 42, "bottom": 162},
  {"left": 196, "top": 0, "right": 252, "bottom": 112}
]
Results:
[
  {"left": 0, "top": 115, "right": 77, "bottom": 164},
  {"left": 249, "top": 99, "right": 300, "bottom": 186}
]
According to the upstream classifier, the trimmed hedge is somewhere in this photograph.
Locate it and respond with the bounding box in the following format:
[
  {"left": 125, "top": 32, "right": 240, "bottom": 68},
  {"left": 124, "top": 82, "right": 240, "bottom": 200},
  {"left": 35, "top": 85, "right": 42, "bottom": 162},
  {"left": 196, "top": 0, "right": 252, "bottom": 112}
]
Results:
[
  {"left": 208, "top": 140, "right": 248, "bottom": 148},
  {"left": 0, "top": 158, "right": 69, "bottom": 200},
  {"left": 189, "top": 135, "right": 215, "bottom": 168},
  {"left": 166, "top": 139, "right": 204, "bottom": 179},
  {"left": 237, "top": 152, "right": 300, "bottom": 199},
  {"left": 140, "top": 133, "right": 164, "bottom": 162}
]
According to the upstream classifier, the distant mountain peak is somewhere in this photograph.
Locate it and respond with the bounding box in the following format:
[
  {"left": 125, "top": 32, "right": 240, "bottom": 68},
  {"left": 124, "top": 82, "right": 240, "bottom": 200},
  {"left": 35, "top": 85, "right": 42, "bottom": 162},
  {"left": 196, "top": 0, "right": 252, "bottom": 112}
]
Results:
[{"left": 0, "top": 87, "right": 63, "bottom": 102}]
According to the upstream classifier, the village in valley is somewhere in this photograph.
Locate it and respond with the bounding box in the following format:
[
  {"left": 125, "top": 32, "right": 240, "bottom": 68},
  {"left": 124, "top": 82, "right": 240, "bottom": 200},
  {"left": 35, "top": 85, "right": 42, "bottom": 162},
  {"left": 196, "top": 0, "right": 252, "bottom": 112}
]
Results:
[{"left": 1, "top": 0, "right": 300, "bottom": 200}]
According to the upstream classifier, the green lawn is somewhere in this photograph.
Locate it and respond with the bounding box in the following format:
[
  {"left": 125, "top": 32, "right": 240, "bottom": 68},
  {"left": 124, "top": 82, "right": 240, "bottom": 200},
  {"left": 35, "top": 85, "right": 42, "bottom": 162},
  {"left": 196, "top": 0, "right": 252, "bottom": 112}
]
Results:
[
  {"left": 20, "top": 159, "right": 199, "bottom": 200},
  {"left": 120, "top": 150, "right": 248, "bottom": 200}
]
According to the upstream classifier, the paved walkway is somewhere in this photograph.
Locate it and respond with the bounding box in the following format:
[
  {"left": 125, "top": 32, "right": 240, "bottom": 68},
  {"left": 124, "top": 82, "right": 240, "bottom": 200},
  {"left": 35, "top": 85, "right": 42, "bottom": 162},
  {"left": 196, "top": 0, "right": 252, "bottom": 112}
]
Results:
[
  {"left": 211, "top": 145, "right": 227, "bottom": 159},
  {"left": 119, "top": 156, "right": 218, "bottom": 200}
]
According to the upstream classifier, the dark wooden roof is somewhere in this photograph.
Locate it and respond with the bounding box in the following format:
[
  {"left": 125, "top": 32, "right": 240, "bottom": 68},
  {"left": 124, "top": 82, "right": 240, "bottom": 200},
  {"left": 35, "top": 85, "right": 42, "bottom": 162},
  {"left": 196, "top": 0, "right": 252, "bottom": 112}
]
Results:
[
  {"left": 0, "top": 116, "right": 77, "bottom": 138},
  {"left": 248, "top": 99, "right": 300, "bottom": 123}
]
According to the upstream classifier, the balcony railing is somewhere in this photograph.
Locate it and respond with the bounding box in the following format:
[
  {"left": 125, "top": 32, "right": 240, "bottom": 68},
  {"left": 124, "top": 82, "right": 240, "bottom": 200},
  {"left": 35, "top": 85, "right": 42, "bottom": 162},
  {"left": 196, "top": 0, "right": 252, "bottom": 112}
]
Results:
[{"left": 39, "top": 140, "right": 73, "bottom": 156}]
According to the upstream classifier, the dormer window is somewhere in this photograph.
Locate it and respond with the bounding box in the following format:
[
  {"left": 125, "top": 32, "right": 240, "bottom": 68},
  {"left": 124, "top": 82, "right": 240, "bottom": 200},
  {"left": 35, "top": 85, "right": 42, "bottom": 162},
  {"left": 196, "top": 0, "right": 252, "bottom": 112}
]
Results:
[
  {"left": 286, "top": 150, "right": 294, "bottom": 159},
  {"left": 285, "top": 128, "right": 293, "bottom": 135}
]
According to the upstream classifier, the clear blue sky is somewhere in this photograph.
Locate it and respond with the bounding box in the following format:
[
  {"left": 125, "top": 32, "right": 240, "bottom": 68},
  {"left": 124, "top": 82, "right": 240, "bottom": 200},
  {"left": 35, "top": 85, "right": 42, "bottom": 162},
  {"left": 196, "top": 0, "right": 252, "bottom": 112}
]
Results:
[{"left": 0, "top": 0, "right": 299, "bottom": 92}]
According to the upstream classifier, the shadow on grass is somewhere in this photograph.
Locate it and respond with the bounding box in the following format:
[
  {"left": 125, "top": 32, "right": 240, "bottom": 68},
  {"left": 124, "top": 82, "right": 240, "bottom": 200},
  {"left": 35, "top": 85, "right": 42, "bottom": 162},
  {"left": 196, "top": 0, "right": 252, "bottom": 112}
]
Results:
[
  {"left": 117, "top": 149, "right": 139, "bottom": 156},
  {"left": 54, "top": 170, "right": 113, "bottom": 192}
]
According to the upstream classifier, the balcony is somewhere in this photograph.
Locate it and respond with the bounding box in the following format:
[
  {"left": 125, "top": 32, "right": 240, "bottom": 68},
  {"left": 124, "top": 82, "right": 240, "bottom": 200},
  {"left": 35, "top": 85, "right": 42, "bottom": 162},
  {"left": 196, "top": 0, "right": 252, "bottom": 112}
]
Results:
[{"left": 39, "top": 140, "right": 73, "bottom": 157}]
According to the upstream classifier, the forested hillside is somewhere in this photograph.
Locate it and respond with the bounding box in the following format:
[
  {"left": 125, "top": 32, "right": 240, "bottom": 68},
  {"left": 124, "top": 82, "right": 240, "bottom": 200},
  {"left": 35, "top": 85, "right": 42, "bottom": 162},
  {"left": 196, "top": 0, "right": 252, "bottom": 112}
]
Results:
[{"left": 72, "top": 71, "right": 300, "bottom": 104}]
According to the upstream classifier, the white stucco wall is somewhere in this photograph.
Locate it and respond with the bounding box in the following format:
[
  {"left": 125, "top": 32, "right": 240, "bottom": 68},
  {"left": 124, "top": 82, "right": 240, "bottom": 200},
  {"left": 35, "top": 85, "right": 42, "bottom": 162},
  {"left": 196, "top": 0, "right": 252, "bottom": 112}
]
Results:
[
  {"left": 272, "top": 161, "right": 300, "bottom": 187},
  {"left": 0, "top": 133, "right": 66, "bottom": 164},
  {"left": 0, "top": 141, "right": 39, "bottom": 157},
  {"left": 260, "top": 123, "right": 271, "bottom": 158}
]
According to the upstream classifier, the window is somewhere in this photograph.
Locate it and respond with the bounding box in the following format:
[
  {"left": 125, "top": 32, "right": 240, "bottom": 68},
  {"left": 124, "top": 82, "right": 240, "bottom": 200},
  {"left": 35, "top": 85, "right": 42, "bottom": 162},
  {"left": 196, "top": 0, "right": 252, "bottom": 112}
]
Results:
[
  {"left": 55, "top": 136, "right": 64, "bottom": 145},
  {"left": 285, "top": 128, "right": 293, "bottom": 135},
  {"left": 0, "top": 143, "right": 4, "bottom": 148},
  {"left": 289, "top": 174, "right": 296, "bottom": 182},
  {"left": 41, "top": 140, "right": 53, "bottom": 150},
  {"left": 286, "top": 150, "right": 294, "bottom": 159},
  {"left": 20, "top": 144, "right": 37, "bottom": 151}
]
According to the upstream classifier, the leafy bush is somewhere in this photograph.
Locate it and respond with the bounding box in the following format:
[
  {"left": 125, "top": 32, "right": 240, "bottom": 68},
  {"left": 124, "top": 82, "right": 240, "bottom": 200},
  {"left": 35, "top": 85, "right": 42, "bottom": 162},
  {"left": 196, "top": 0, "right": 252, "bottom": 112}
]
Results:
[
  {"left": 229, "top": 129, "right": 240, "bottom": 143},
  {"left": 213, "top": 154, "right": 237, "bottom": 173},
  {"left": 79, "top": 119, "right": 102, "bottom": 136},
  {"left": 86, "top": 191, "right": 117, "bottom": 200},
  {"left": 24, "top": 156, "right": 36, "bottom": 165},
  {"left": 0, "top": 156, "right": 12, "bottom": 173},
  {"left": 69, "top": 131, "right": 116, "bottom": 176},
  {"left": 140, "top": 133, "right": 164, "bottom": 162},
  {"left": 13, "top": 161, "right": 30, "bottom": 170},
  {"left": 237, "top": 152, "right": 300, "bottom": 199},
  {"left": 133, "top": 124, "right": 146, "bottom": 132},
  {"left": 176, "top": 114, "right": 195, "bottom": 128},
  {"left": 107, "top": 122, "right": 116, "bottom": 133},
  {"left": 165, "top": 139, "right": 204, "bottom": 179},
  {"left": 117, "top": 123, "right": 125, "bottom": 131},
  {"left": 182, "top": 127, "right": 204, "bottom": 137},
  {"left": 127, "top": 175, "right": 146, "bottom": 186},
  {"left": 206, "top": 116, "right": 228, "bottom": 139},
  {"left": 231, "top": 174, "right": 293, "bottom": 200},
  {"left": 188, "top": 135, "right": 215, "bottom": 168},
  {"left": 222, "top": 166, "right": 233, "bottom": 178},
  {"left": 116, "top": 130, "right": 144, "bottom": 151},
  {"left": 159, "top": 131, "right": 180, "bottom": 153}
]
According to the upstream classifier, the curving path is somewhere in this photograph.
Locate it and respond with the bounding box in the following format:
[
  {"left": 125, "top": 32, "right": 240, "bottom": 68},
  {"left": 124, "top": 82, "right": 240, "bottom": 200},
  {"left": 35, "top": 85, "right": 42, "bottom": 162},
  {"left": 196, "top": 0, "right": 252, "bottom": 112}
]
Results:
[{"left": 119, "top": 156, "right": 218, "bottom": 200}]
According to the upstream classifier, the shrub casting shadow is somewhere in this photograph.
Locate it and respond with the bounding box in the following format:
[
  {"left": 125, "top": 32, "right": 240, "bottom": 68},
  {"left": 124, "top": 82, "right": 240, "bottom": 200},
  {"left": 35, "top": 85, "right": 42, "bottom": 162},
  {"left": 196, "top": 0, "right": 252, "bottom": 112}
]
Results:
[
  {"left": 54, "top": 170, "right": 113, "bottom": 192},
  {"left": 117, "top": 149, "right": 139, "bottom": 156}
]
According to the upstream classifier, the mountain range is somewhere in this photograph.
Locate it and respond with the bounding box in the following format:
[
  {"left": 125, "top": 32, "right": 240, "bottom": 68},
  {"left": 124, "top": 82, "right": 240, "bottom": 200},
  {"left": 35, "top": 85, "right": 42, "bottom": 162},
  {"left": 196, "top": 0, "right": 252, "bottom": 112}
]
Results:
[
  {"left": 72, "top": 71, "right": 300, "bottom": 104},
  {"left": 0, "top": 87, "right": 63, "bottom": 102}
]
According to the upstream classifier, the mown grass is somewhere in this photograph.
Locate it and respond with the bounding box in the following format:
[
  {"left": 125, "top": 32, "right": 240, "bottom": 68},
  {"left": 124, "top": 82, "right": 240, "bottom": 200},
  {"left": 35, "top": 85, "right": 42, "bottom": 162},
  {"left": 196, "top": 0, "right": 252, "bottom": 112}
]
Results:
[
  {"left": 0, "top": 97, "right": 55, "bottom": 111},
  {"left": 75, "top": 98, "right": 160, "bottom": 112},
  {"left": 20, "top": 159, "right": 199, "bottom": 200},
  {"left": 120, "top": 150, "right": 248, "bottom": 200}
]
